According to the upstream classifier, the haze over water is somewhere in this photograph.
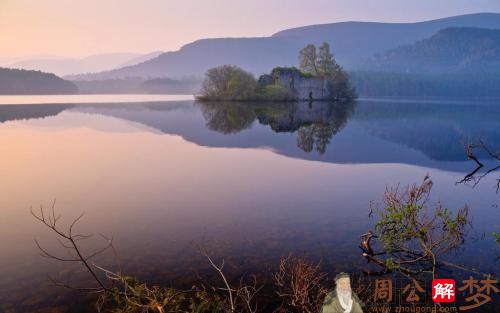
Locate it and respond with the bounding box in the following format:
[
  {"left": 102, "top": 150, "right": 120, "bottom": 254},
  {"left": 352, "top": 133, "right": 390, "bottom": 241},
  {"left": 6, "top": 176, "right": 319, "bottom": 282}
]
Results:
[{"left": 0, "top": 95, "right": 498, "bottom": 311}]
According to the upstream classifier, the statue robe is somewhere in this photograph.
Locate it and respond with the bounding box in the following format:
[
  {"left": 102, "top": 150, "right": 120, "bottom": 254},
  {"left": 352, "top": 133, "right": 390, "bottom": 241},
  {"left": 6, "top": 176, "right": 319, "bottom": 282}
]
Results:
[{"left": 321, "top": 289, "right": 364, "bottom": 313}]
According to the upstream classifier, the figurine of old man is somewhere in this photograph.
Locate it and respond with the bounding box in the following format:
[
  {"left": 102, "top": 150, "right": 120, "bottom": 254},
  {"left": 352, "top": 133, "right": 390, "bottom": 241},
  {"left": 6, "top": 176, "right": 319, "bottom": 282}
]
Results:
[{"left": 321, "top": 272, "right": 364, "bottom": 313}]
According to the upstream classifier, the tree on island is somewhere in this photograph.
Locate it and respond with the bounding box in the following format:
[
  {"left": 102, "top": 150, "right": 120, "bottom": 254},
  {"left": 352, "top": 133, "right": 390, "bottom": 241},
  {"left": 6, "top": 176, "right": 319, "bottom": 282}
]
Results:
[
  {"left": 317, "top": 42, "right": 336, "bottom": 76},
  {"left": 299, "top": 44, "right": 319, "bottom": 76},
  {"left": 200, "top": 65, "right": 258, "bottom": 101},
  {"left": 198, "top": 42, "right": 355, "bottom": 101},
  {"left": 299, "top": 42, "right": 355, "bottom": 100},
  {"left": 299, "top": 42, "right": 336, "bottom": 77}
]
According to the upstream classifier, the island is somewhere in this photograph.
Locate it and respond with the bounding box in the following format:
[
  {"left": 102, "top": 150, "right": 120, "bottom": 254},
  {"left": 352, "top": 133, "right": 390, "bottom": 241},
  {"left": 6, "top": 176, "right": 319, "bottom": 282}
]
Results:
[{"left": 196, "top": 43, "right": 356, "bottom": 102}]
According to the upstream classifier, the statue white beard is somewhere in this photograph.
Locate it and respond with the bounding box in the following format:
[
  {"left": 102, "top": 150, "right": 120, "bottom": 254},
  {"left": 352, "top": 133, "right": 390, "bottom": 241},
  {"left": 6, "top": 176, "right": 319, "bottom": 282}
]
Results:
[{"left": 336, "top": 287, "right": 353, "bottom": 313}]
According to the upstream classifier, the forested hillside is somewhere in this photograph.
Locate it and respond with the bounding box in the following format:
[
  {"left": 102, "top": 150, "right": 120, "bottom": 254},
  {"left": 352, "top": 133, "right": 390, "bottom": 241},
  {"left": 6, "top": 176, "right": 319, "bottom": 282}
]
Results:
[
  {"left": 0, "top": 68, "right": 78, "bottom": 94},
  {"left": 360, "top": 27, "right": 500, "bottom": 74}
]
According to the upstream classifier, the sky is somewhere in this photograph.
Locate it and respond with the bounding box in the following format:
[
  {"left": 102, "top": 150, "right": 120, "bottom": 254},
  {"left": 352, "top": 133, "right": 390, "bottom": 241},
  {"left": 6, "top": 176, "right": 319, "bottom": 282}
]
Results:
[{"left": 1, "top": 0, "right": 499, "bottom": 58}]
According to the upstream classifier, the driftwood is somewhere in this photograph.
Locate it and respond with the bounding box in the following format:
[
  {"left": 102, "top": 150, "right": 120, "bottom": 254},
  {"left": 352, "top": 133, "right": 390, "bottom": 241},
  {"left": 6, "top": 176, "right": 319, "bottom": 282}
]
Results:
[{"left": 457, "top": 139, "right": 500, "bottom": 193}]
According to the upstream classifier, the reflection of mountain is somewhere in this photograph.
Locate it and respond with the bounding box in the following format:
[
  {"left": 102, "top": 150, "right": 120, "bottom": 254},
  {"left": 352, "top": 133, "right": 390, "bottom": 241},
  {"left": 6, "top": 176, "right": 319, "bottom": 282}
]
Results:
[
  {"left": 1, "top": 99, "right": 498, "bottom": 172},
  {"left": 354, "top": 100, "right": 500, "bottom": 161},
  {"left": 0, "top": 104, "right": 74, "bottom": 122}
]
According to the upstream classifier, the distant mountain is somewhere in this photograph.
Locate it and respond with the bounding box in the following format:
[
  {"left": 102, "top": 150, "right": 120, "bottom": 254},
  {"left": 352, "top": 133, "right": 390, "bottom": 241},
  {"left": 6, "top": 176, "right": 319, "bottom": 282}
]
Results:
[
  {"left": 115, "top": 51, "right": 164, "bottom": 68},
  {"left": 70, "top": 13, "right": 500, "bottom": 80},
  {"left": 0, "top": 54, "right": 62, "bottom": 67},
  {"left": 361, "top": 27, "right": 500, "bottom": 73},
  {"left": 349, "top": 70, "right": 500, "bottom": 97},
  {"left": 8, "top": 52, "right": 162, "bottom": 77},
  {"left": 0, "top": 68, "right": 78, "bottom": 94},
  {"left": 73, "top": 77, "right": 201, "bottom": 94}
]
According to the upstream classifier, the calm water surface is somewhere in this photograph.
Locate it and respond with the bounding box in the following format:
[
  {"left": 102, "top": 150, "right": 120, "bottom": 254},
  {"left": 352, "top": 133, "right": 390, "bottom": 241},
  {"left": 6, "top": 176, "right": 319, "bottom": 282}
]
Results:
[{"left": 0, "top": 95, "right": 498, "bottom": 311}]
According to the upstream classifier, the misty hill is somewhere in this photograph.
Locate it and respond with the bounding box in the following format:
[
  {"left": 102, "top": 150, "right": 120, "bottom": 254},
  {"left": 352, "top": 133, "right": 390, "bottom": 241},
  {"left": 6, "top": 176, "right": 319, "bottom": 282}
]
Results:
[
  {"left": 349, "top": 70, "right": 500, "bottom": 97},
  {"left": 0, "top": 54, "right": 60, "bottom": 67},
  {"left": 68, "top": 13, "right": 500, "bottom": 80},
  {"left": 0, "top": 68, "right": 78, "bottom": 94},
  {"left": 73, "top": 77, "right": 201, "bottom": 94},
  {"left": 8, "top": 52, "right": 162, "bottom": 77},
  {"left": 361, "top": 27, "right": 500, "bottom": 73},
  {"left": 116, "top": 51, "right": 164, "bottom": 68}
]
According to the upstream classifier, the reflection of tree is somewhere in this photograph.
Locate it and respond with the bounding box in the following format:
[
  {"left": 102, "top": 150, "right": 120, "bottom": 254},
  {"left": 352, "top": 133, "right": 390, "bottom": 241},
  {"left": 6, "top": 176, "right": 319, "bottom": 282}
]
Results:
[
  {"left": 195, "top": 101, "right": 256, "bottom": 134},
  {"left": 297, "top": 127, "right": 314, "bottom": 152},
  {"left": 294, "top": 101, "right": 356, "bottom": 154},
  {"left": 313, "top": 124, "right": 335, "bottom": 154},
  {"left": 297, "top": 124, "right": 336, "bottom": 154},
  {"left": 195, "top": 99, "right": 356, "bottom": 154}
]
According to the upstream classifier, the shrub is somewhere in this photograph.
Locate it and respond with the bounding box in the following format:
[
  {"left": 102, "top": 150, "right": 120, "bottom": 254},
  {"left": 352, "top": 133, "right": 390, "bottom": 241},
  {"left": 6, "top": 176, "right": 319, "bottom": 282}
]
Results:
[
  {"left": 258, "top": 85, "right": 293, "bottom": 101},
  {"left": 199, "top": 65, "right": 258, "bottom": 101}
]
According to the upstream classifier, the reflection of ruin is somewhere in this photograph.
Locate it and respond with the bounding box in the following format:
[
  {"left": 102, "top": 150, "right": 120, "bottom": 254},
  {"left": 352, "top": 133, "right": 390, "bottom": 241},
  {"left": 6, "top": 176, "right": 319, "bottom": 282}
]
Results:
[
  {"left": 256, "top": 102, "right": 332, "bottom": 132},
  {"left": 197, "top": 100, "right": 356, "bottom": 154},
  {"left": 256, "top": 101, "right": 355, "bottom": 154}
]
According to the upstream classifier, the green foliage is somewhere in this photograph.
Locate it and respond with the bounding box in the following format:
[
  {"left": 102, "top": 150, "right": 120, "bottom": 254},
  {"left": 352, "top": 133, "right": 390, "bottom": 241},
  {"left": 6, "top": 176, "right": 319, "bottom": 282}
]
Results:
[
  {"left": 199, "top": 65, "right": 258, "bottom": 101},
  {"left": 98, "top": 274, "right": 231, "bottom": 313},
  {"left": 298, "top": 42, "right": 337, "bottom": 77},
  {"left": 188, "top": 290, "right": 229, "bottom": 313},
  {"left": 299, "top": 71, "right": 314, "bottom": 78},
  {"left": 298, "top": 43, "right": 356, "bottom": 100},
  {"left": 329, "top": 67, "right": 357, "bottom": 100},
  {"left": 199, "top": 44, "right": 357, "bottom": 102},
  {"left": 493, "top": 232, "right": 500, "bottom": 244},
  {"left": 98, "top": 275, "right": 187, "bottom": 313},
  {"left": 298, "top": 44, "right": 318, "bottom": 75},
  {"left": 384, "top": 258, "right": 400, "bottom": 270},
  {"left": 373, "top": 176, "right": 469, "bottom": 275},
  {"left": 317, "top": 42, "right": 336, "bottom": 77},
  {"left": 258, "top": 85, "right": 293, "bottom": 101}
]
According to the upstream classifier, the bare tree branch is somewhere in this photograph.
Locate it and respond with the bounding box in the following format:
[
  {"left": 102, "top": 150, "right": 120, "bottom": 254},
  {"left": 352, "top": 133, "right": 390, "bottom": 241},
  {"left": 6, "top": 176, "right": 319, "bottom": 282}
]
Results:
[{"left": 31, "top": 205, "right": 111, "bottom": 292}]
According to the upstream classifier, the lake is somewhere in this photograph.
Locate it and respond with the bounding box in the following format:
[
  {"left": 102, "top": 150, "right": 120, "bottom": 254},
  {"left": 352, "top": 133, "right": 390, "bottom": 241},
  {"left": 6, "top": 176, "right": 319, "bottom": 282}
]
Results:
[{"left": 0, "top": 95, "right": 498, "bottom": 311}]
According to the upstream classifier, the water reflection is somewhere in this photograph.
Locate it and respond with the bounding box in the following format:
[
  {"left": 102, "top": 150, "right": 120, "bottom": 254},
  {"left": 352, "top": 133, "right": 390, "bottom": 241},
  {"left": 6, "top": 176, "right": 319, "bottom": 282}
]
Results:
[
  {"left": 0, "top": 103, "right": 74, "bottom": 122},
  {"left": 0, "top": 96, "right": 498, "bottom": 312},
  {"left": 0, "top": 99, "right": 498, "bottom": 171},
  {"left": 197, "top": 101, "right": 257, "bottom": 134},
  {"left": 196, "top": 100, "right": 356, "bottom": 154}
]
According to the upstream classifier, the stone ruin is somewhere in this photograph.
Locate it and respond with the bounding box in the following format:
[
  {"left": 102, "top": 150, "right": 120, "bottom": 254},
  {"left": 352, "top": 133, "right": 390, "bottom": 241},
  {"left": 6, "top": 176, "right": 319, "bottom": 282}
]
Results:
[{"left": 259, "top": 67, "right": 335, "bottom": 100}]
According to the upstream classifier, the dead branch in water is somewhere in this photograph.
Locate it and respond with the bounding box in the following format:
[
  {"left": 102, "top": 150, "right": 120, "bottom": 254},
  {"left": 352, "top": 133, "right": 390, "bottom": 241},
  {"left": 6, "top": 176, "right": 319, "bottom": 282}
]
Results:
[
  {"left": 458, "top": 139, "right": 500, "bottom": 193},
  {"left": 198, "top": 246, "right": 263, "bottom": 313},
  {"left": 31, "top": 201, "right": 112, "bottom": 293}
]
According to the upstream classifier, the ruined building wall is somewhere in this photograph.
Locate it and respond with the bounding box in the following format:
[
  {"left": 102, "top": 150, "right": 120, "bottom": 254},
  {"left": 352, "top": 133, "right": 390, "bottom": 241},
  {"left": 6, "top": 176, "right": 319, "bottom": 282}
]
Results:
[{"left": 272, "top": 68, "right": 333, "bottom": 100}]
